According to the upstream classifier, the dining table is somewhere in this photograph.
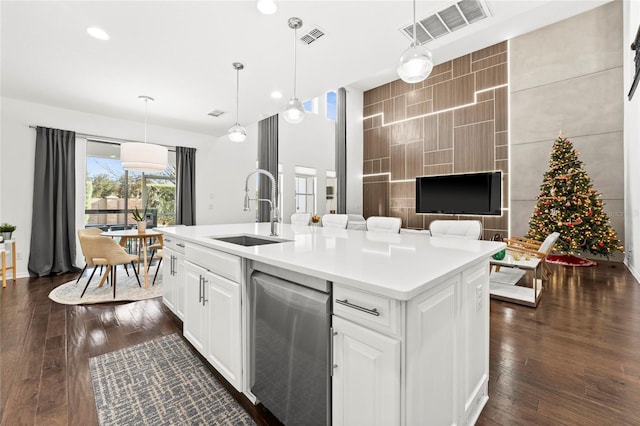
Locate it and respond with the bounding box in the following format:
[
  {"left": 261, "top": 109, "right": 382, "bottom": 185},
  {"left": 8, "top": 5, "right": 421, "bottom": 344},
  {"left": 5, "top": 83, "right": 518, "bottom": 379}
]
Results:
[{"left": 101, "top": 229, "right": 163, "bottom": 289}]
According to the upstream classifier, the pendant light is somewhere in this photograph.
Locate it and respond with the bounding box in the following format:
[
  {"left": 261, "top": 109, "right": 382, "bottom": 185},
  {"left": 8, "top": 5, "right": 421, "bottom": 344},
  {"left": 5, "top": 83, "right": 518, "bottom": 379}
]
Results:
[
  {"left": 282, "top": 17, "right": 305, "bottom": 124},
  {"left": 397, "top": 0, "right": 433, "bottom": 83},
  {"left": 120, "top": 96, "right": 168, "bottom": 172},
  {"left": 256, "top": 0, "right": 277, "bottom": 15},
  {"left": 228, "top": 62, "right": 247, "bottom": 143}
]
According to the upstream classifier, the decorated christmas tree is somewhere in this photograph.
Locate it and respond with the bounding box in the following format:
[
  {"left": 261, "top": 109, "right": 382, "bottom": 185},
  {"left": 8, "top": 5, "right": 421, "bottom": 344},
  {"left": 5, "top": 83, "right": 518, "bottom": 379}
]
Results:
[{"left": 526, "top": 134, "right": 623, "bottom": 258}]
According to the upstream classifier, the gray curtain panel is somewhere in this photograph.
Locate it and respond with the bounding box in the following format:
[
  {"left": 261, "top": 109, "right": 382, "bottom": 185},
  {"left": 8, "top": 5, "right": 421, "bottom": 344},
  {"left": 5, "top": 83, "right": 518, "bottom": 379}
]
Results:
[
  {"left": 176, "top": 146, "right": 196, "bottom": 226},
  {"left": 28, "top": 127, "right": 78, "bottom": 276},
  {"left": 258, "top": 114, "right": 279, "bottom": 223},
  {"left": 335, "top": 87, "right": 347, "bottom": 214}
]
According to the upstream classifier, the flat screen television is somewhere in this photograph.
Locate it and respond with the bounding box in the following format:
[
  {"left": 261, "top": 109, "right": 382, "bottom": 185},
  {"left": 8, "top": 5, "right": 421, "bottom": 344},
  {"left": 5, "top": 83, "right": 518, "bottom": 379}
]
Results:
[{"left": 415, "top": 171, "right": 502, "bottom": 215}]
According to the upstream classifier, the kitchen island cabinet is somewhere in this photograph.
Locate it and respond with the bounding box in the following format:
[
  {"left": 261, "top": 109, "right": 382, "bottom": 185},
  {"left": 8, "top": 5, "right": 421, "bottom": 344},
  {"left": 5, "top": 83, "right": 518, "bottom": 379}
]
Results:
[
  {"left": 162, "top": 236, "right": 185, "bottom": 320},
  {"left": 183, "top": 246, "right": 243, "bottom": 391},
  {"left": 156, "top": 223, "right": 504, "bottom": 425}
]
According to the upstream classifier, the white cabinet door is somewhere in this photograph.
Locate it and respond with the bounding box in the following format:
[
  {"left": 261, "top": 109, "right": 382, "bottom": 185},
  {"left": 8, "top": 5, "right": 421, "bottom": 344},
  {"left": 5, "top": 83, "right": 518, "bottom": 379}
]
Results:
[
  {"left": 174, "top": 253, "right": 186, "bottom": 320},
  {"left": 162, "top": 248, "right": 176, "bottom": 313},
  {"left": 406, "top": 281, "right": 457, "bottom": 426},
  {"left": 183, "top": 262, "right": 207, "bottom": 354},
  {"left": 460, "top": 264, "right": 489, "bottom": 425},
  {"left": 204, "top": 271, "right": 242, "bottom": 391},
  {"left": 332, "top": 316, "right": 400, "bottom": 426},
  {"left": 162, "top": 248, "right": 185, "bottom": 321}
]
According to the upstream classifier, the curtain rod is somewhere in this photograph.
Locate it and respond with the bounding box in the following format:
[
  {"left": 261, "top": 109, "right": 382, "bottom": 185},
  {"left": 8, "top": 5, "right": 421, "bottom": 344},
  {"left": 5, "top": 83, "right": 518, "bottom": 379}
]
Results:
[{"left": 28, "top": 125, "right": 177, "bottom": 152}]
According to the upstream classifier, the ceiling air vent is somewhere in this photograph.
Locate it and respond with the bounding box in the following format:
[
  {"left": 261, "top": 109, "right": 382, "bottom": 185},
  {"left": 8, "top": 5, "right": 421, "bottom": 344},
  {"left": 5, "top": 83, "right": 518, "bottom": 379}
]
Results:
[
  {"left": 207, "top": 109, "right": 225, "bottom": 118},
  {"left": 299, "top": 26, "right": 325, "bottom": 45},
  {"left": 400, "top": 0, "right": 490, "bottom": 45}
]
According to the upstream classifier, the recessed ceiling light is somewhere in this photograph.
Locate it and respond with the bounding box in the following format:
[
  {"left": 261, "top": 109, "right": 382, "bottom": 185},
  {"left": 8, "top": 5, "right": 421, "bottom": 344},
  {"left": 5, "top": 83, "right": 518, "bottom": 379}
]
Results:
[
  {"left": 257, "top": 0, "right": 277, "bottom": 15},
  {"left": 86, "top": 27, "right": 110, "bottom": 41},
  {"left": 271, "top": 91, "right": 283, "bottom": 99}
]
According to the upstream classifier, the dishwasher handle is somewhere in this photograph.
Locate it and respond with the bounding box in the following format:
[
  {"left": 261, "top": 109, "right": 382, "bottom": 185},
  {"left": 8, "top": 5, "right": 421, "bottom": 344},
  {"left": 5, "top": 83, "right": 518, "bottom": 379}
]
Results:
[{"left": 335, "top": 298, "right": 380, "bottom": 316}]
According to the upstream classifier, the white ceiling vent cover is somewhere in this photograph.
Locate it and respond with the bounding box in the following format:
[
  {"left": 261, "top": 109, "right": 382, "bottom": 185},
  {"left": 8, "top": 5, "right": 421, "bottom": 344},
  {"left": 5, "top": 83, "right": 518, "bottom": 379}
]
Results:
[
  {"left": 207, "top": 109, "right": 225, "bottom": 118},
  {"left": 299, "top": 26, "right": 325, "bottom": 45},
  {"left": 401, "top": 0, "right": 490, "bottom": 45}
]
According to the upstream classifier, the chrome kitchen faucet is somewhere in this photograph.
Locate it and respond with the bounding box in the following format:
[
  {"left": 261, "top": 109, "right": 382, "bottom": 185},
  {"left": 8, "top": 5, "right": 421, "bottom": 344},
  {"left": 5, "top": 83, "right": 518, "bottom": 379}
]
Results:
[{"left": 243, "top": 169, "right": 280, "bottom": 236}]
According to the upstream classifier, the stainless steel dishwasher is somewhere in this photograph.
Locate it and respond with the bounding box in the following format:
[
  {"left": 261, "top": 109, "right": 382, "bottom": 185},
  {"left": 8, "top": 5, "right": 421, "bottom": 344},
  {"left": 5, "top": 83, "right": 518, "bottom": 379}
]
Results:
[{"left": 249, "top": 261, "right": 331, "bottom": 426}]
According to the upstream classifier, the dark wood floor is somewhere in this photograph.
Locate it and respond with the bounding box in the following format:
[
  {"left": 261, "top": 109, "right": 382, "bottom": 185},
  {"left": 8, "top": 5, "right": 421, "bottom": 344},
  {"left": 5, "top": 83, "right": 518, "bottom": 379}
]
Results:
[{"left": 1, "top": 260, "right": 639, "bottom": 425}]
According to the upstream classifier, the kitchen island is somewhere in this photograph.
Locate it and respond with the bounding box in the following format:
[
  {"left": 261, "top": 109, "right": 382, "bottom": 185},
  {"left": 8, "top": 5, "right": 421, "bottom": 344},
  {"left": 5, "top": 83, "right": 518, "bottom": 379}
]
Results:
[{"left": 156, "top": 222, "right": 504, "bottom": 426}]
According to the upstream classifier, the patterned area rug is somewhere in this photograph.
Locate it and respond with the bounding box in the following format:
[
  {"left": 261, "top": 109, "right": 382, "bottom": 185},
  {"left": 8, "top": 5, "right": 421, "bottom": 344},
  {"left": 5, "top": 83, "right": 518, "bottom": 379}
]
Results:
[
  {"left": 89, "top": 334, "right": 255, "bottom": 425},
  {"left": 48, "top": 265, "right": 163, "bottom": 305}
]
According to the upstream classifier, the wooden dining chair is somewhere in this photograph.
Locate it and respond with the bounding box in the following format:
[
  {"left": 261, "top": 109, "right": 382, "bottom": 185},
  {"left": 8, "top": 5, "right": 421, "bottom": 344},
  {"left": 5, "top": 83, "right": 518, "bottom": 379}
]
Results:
[
  {"left": 152, "top": 250, "right": 163, "bottom": 286},
  {"left": 148, "top": 234, "right": 164, "bottom": 272},
  {"left": 76, "top": 228, "right": 103, "bottom": 284},
  {"left": 80, "top": 235, "right": 141, "bottom": 298}
]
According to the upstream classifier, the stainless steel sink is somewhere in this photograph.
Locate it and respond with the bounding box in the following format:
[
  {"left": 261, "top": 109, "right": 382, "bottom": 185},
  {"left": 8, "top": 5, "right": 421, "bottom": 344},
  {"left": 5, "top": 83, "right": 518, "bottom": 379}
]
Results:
[{"left": 210, "top": 234, "right": 289, "bottom": 247}]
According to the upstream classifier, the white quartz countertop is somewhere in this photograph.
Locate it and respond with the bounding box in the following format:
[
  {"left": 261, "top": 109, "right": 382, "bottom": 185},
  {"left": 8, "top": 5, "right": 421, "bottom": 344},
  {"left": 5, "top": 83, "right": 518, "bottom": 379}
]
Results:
[{"left": 156, "top": 223, "right": 505, "bottom": 300}]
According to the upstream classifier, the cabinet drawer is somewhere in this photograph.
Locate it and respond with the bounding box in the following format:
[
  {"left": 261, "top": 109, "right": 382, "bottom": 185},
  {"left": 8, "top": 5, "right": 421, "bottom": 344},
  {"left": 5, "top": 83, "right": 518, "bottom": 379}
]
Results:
[
  {"left": 185, "top": 244, "right": 241, "bottom": 283},
  {"left": 333, "top": 284, "right": 400, "bottom": 336},
  {"left": 163, "top": 236, "right": 186, "bottom": 254}
]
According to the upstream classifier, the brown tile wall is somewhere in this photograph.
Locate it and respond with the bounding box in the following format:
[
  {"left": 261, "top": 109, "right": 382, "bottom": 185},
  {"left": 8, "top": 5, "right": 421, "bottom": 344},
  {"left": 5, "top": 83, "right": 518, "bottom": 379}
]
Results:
[{"left": 362, "top": 42, "right": 509, "bottom": 239}]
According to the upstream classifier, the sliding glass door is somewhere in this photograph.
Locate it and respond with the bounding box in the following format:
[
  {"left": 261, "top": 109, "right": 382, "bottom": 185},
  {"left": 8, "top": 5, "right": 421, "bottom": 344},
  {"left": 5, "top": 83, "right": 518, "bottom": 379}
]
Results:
[{"left": 84, "top": 140, "right": 176, "bottom": 230}]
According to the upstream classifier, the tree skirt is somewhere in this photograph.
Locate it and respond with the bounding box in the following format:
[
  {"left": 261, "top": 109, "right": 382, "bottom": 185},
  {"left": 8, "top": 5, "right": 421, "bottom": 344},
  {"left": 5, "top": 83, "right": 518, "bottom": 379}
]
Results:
[{"left": 546, "top": 254, "right": 597, "bottom": 267}]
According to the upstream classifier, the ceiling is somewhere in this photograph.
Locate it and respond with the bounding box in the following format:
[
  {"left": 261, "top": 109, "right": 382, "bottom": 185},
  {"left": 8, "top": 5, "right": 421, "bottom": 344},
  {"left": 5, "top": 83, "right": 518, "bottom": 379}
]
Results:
[{"left": 1, "top": 1, "right": 610, "bottom": 139}]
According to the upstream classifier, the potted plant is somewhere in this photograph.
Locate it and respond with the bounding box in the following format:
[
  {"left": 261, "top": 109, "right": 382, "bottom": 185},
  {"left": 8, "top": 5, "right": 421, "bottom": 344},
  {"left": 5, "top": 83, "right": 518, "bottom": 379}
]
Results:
[
  {"left": 0, "top": 223, "right": 16, "bottom": 241},
  {"left": 131, "top": 208, "right": 147, "bottom": 233}
]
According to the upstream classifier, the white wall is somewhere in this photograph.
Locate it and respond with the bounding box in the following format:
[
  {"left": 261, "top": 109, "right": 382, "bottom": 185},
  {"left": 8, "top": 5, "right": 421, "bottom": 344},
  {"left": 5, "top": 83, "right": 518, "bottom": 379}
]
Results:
[
  {"left": 510, "top": 1, "right": 625, "bottom": 262},
  {"left": 0, "top": 96, "right": 212, "bottom": 277},
  {"left": 196, "top": 122, "right": 259, "bottom": 225},
  {"left": 624, "top": 0, "right": 640, "bottom": 280},
  {"left": 279, "top": 96, "right": 335, "bottom": 222}
]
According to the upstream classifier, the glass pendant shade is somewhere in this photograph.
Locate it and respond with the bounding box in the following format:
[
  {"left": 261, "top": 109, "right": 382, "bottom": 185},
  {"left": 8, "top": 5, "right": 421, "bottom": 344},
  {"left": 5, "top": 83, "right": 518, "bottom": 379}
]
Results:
[
  {"left": 120, "top": 142, "right": 168, "bottom": 172},
  {"left": 228, "top": 123, "right": 247, "bottom": 143},
  {"left": 283, "top": 97, "right": 305, "bottom": 124},
  {"left": 397, "top": 43, "right": 433, "bottom": 83}
]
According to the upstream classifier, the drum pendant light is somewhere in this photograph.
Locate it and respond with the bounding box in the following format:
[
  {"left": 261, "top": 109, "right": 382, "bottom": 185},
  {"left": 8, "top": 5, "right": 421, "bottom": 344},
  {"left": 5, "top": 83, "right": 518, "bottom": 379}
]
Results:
[
  {"left": 397, "top": 0, "right": 433, "bottom": 83},
  {"left": 282, "top": 17, "right": 305, "bottom": 124},
  {"left": 120, "top": 96, "right": 168, "bottom": 172},
  {"left": 228, "top": 62, "right": 247, "bottom": 143}
]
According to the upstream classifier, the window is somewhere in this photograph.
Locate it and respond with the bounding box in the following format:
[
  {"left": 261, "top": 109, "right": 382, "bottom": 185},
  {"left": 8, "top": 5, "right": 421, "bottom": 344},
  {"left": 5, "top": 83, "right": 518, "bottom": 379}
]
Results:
[
  {"left": 303, "top": 97, "right": 318, "bottom": 114},
  {"left": 294, "top": 166, "right": 317, "bottom": 214},
  {"left": 326, "top": 91, "right": 337, "bottom": 121},
  {"left": 85, "top": 140, "right": 176, "bottom": 230}
]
